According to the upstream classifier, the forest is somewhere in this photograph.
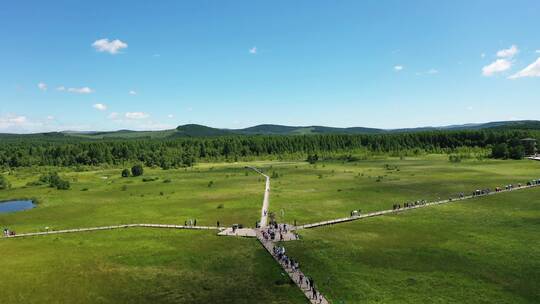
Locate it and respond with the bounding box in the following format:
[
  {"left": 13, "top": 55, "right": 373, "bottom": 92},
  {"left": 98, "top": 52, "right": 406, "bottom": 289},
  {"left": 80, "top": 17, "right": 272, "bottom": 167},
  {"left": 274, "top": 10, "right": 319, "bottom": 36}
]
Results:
[{"left": 0, "top": 129, "right": 537, "bottom": 169}]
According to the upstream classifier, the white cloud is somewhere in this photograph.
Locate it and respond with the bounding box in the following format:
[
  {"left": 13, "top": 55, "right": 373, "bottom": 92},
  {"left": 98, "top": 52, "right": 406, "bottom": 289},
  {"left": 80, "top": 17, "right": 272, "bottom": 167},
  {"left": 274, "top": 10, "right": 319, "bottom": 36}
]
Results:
[
  {"left": 93, "top": 103, "right": 107, "bottom": 111},
  {"left": 67, "top": 87, "right": 94, "bottom": 94},
  {"left": 92, "top": 38, "right": 128, "bottom": 54},
  {"left": 125, "top": 112, "right": 149, "bottom": 119},
  {"left": 427, "top": 68, "right": 438, "bottom": 74},
  {"left": 0, "top": 114, "right": 43, "bottom": 133},
  {"left": 167, "top": 114, "right": 174, "bottom": 118},
  {"left": 129, "top": 90, "right": 137, "bottom": 95},
  {"left": 496, "top": 45, "right": 518, "bottom": 58},
  {"left": 394, "top": 65, "right": 404, "bottom": 71},
  {"left": 481, "top": 53, "right": 486, "bottom": 58},
  {"left": 482, "top": 59, "right": 512, "bottom": 76},
  {"left": 249, "top": 46, "right": 257, "bottom": 54},
  {"left": 37, "top": 82, "right": 47, "bottom": 91},
  {"left": 108, "top": 112, "right": 119, "bottom": 119},
  {"left": 46, "top": 115, "right": 55, "bottom": 120},
  {"left": 7, "top": 116, "right": 26, "bottom": 124},
  {"left": 536, "top": 50, "right": 540, "bottom": 54},
  {"left": 57, "top": 86, "right": 94, "bottom": 94},
  {"left": 508, "top": 57, "right": 540, "bottom": 79}
]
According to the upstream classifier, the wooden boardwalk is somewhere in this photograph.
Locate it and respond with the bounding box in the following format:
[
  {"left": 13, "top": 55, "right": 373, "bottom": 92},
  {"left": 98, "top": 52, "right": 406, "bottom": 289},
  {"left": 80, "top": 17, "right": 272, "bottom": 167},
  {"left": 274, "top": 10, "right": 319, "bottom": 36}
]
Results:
[
  {"left": 295, "top": 183, "right": 540, "bottom": 230},
  {"left": 257, "top": 232, "right": 329, "bottom": 304},
  {"left": 3, "top": 223, "right": 222, "bottom": 239},
  {"left": 246, "top": 166, "right": 270, "bottom": 227},
  {"left": 217, "top": 227, "right": 257, "bottom": 237}
]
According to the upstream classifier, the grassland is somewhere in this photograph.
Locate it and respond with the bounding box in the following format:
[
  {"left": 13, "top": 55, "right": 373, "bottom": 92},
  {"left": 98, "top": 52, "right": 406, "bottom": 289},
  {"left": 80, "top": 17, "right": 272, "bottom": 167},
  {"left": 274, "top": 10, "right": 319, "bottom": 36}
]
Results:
[
  {"left": 286, "top": 188, "right": 540, "bottom": 303},
  {"left": 0, "top": 163, "right": 271, "bottom": 232},
  {"left": 0, "top": 228, "right": 306, "bottom": 304},
  {"left": 1, "top": 156, "right": 539, "bottom": 303},
  {"left": 2, "top": 157, "right": 538, "bottom": 233},
  {"left": 268, "top": 156, "right": 540, "bottom": 225}
]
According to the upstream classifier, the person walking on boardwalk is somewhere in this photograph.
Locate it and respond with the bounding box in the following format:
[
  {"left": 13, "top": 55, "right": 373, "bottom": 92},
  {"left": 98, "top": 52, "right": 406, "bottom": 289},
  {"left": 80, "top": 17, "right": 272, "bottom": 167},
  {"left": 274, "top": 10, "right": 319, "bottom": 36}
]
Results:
[
  {"left": 216, "top": 220, "right": 220, "bottom": 228},
  {"left": 194, "top": 219, "right": 197, "bottom": 226}
]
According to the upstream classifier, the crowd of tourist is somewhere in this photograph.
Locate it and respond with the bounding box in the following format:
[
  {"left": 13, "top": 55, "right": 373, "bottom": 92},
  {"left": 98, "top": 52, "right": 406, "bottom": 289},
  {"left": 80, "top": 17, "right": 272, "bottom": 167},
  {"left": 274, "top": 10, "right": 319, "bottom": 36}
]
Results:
[
  {"left": 3, "top": 228, "right": 15, "bottom": 237},
  {"left": 184, "top": 219, "right": 197, "bottom": 226},
  {"left": 388, "top": 179, "right": 540, "bottom": 211},
  {"left": 261, "top": 221, "right": 299, "bottom": 241},
  {"left": 272, "top": 244, "right": 323, "bottom": 302},
  {"left": 392, "top": 200, "right": 427, "bottom": 210}
]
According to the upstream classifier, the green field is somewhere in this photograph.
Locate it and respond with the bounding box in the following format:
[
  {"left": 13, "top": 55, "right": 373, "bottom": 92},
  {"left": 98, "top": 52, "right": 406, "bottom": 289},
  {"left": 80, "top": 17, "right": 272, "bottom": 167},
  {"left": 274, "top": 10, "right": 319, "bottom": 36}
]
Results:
[
  {"left": 269, "top": 156, "right": 540, "bottom": 224},
  {"left": 1, "top": 156, "right": 539, "bottom": 303},
  {"left": 0, "top": 229, "right": 306, "bottom": 304},
  {"left": 286, "top": 188, "right": 540, "bottom": 303},
  {"left": 0, "top": 163, "right": 271, "bottom": 232}
]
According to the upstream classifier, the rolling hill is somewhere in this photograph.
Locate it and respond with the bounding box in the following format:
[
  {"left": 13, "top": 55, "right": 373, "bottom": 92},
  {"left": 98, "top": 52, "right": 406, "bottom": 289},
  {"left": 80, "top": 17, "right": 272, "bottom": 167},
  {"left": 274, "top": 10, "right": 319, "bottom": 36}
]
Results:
[{"left": 1, "top": 120, "right": 539, "bottom": 140}]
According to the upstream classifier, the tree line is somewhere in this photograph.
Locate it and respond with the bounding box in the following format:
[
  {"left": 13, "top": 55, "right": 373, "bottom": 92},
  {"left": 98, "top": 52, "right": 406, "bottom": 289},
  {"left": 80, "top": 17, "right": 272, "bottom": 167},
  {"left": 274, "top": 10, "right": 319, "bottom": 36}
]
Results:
[{"left": 0, "top": 130, "right": 537, "bottom": 169}]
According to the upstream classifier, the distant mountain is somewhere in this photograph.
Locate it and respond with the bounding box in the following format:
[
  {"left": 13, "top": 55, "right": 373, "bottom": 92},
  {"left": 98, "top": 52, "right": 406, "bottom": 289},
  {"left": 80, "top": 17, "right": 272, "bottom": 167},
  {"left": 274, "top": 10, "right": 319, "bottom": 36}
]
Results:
[
  {"left": 238, "top": 124, "right": 307, "bottom": 135},
  {"left": 174, "top": 124, "right": 231, "bottom": 137},
  {"left": 478, "top": 120, "right": 540, "bottom": 130},
  {"left": 2, "top": 120, "right": 538, "bottom": 140}
]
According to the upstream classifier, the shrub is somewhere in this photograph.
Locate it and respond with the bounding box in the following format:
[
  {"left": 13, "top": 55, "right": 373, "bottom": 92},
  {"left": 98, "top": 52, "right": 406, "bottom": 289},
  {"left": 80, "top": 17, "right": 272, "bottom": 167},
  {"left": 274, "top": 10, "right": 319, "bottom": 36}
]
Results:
[
  {"left": 0, "top": 175, "right": 11, "bottom": 190},
  {"left": 491, "top": 143, "right": 509, "bottom": 159},
  {"left": 131, "top": 164, "right": 144, "bottom": 177},
  {"left": 56, "top": 179, "right": 70, "bottom": 190},
  {"left": 38, "top": 172, "right": 70, "bottom": 190},
  {"left": 306, "top": 154, "right": 319, "bottom": 164},
  {"left": 121, "top": 169, "right": 130, "bottom": 178},
  {"left": 208, "top": 180, "right": 214, "bottom": 187},
  {"left": 509, "top": 145, "right": 525, "bottom": 160},
  {"left": 163, "top": 178, "right": 172, "bottom": 183}
]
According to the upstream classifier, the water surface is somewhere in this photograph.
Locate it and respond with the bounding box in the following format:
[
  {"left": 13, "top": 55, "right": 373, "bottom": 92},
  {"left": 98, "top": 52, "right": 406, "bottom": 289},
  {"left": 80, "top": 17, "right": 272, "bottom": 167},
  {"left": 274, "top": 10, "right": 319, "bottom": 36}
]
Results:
[{"left": 0, "top": 200, "right": 36, "bottom": 213}]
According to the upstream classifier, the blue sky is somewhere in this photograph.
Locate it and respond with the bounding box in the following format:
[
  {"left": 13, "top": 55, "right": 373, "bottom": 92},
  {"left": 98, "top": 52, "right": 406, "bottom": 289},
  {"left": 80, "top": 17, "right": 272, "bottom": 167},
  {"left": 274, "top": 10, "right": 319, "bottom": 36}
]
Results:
[{"left": 1, "top": 0, "right": 539, "bottom": 133}]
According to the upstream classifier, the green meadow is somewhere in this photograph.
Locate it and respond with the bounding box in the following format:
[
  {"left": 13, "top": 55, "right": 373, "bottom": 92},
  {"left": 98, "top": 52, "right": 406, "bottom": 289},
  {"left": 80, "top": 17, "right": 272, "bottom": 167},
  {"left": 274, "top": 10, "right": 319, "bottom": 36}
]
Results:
[
  {"left": 268, "top": 156, "right": 540, "bottom": 224},
  {"left": 1, "top": 156, "right": 539, "bottom": 303},
  {"left": 286, "top": 188, "right": 540, "bottom": 303},
  {"left": 0, "top": 229, "right": 306, "bottom": 304}
]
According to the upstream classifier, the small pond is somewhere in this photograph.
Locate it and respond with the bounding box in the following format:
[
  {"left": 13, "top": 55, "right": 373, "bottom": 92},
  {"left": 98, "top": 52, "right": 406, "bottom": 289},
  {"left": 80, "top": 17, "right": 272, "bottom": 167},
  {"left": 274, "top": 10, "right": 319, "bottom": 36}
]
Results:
[{"left": 0, "top": 200, "right": 36, "bottom": 213}]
